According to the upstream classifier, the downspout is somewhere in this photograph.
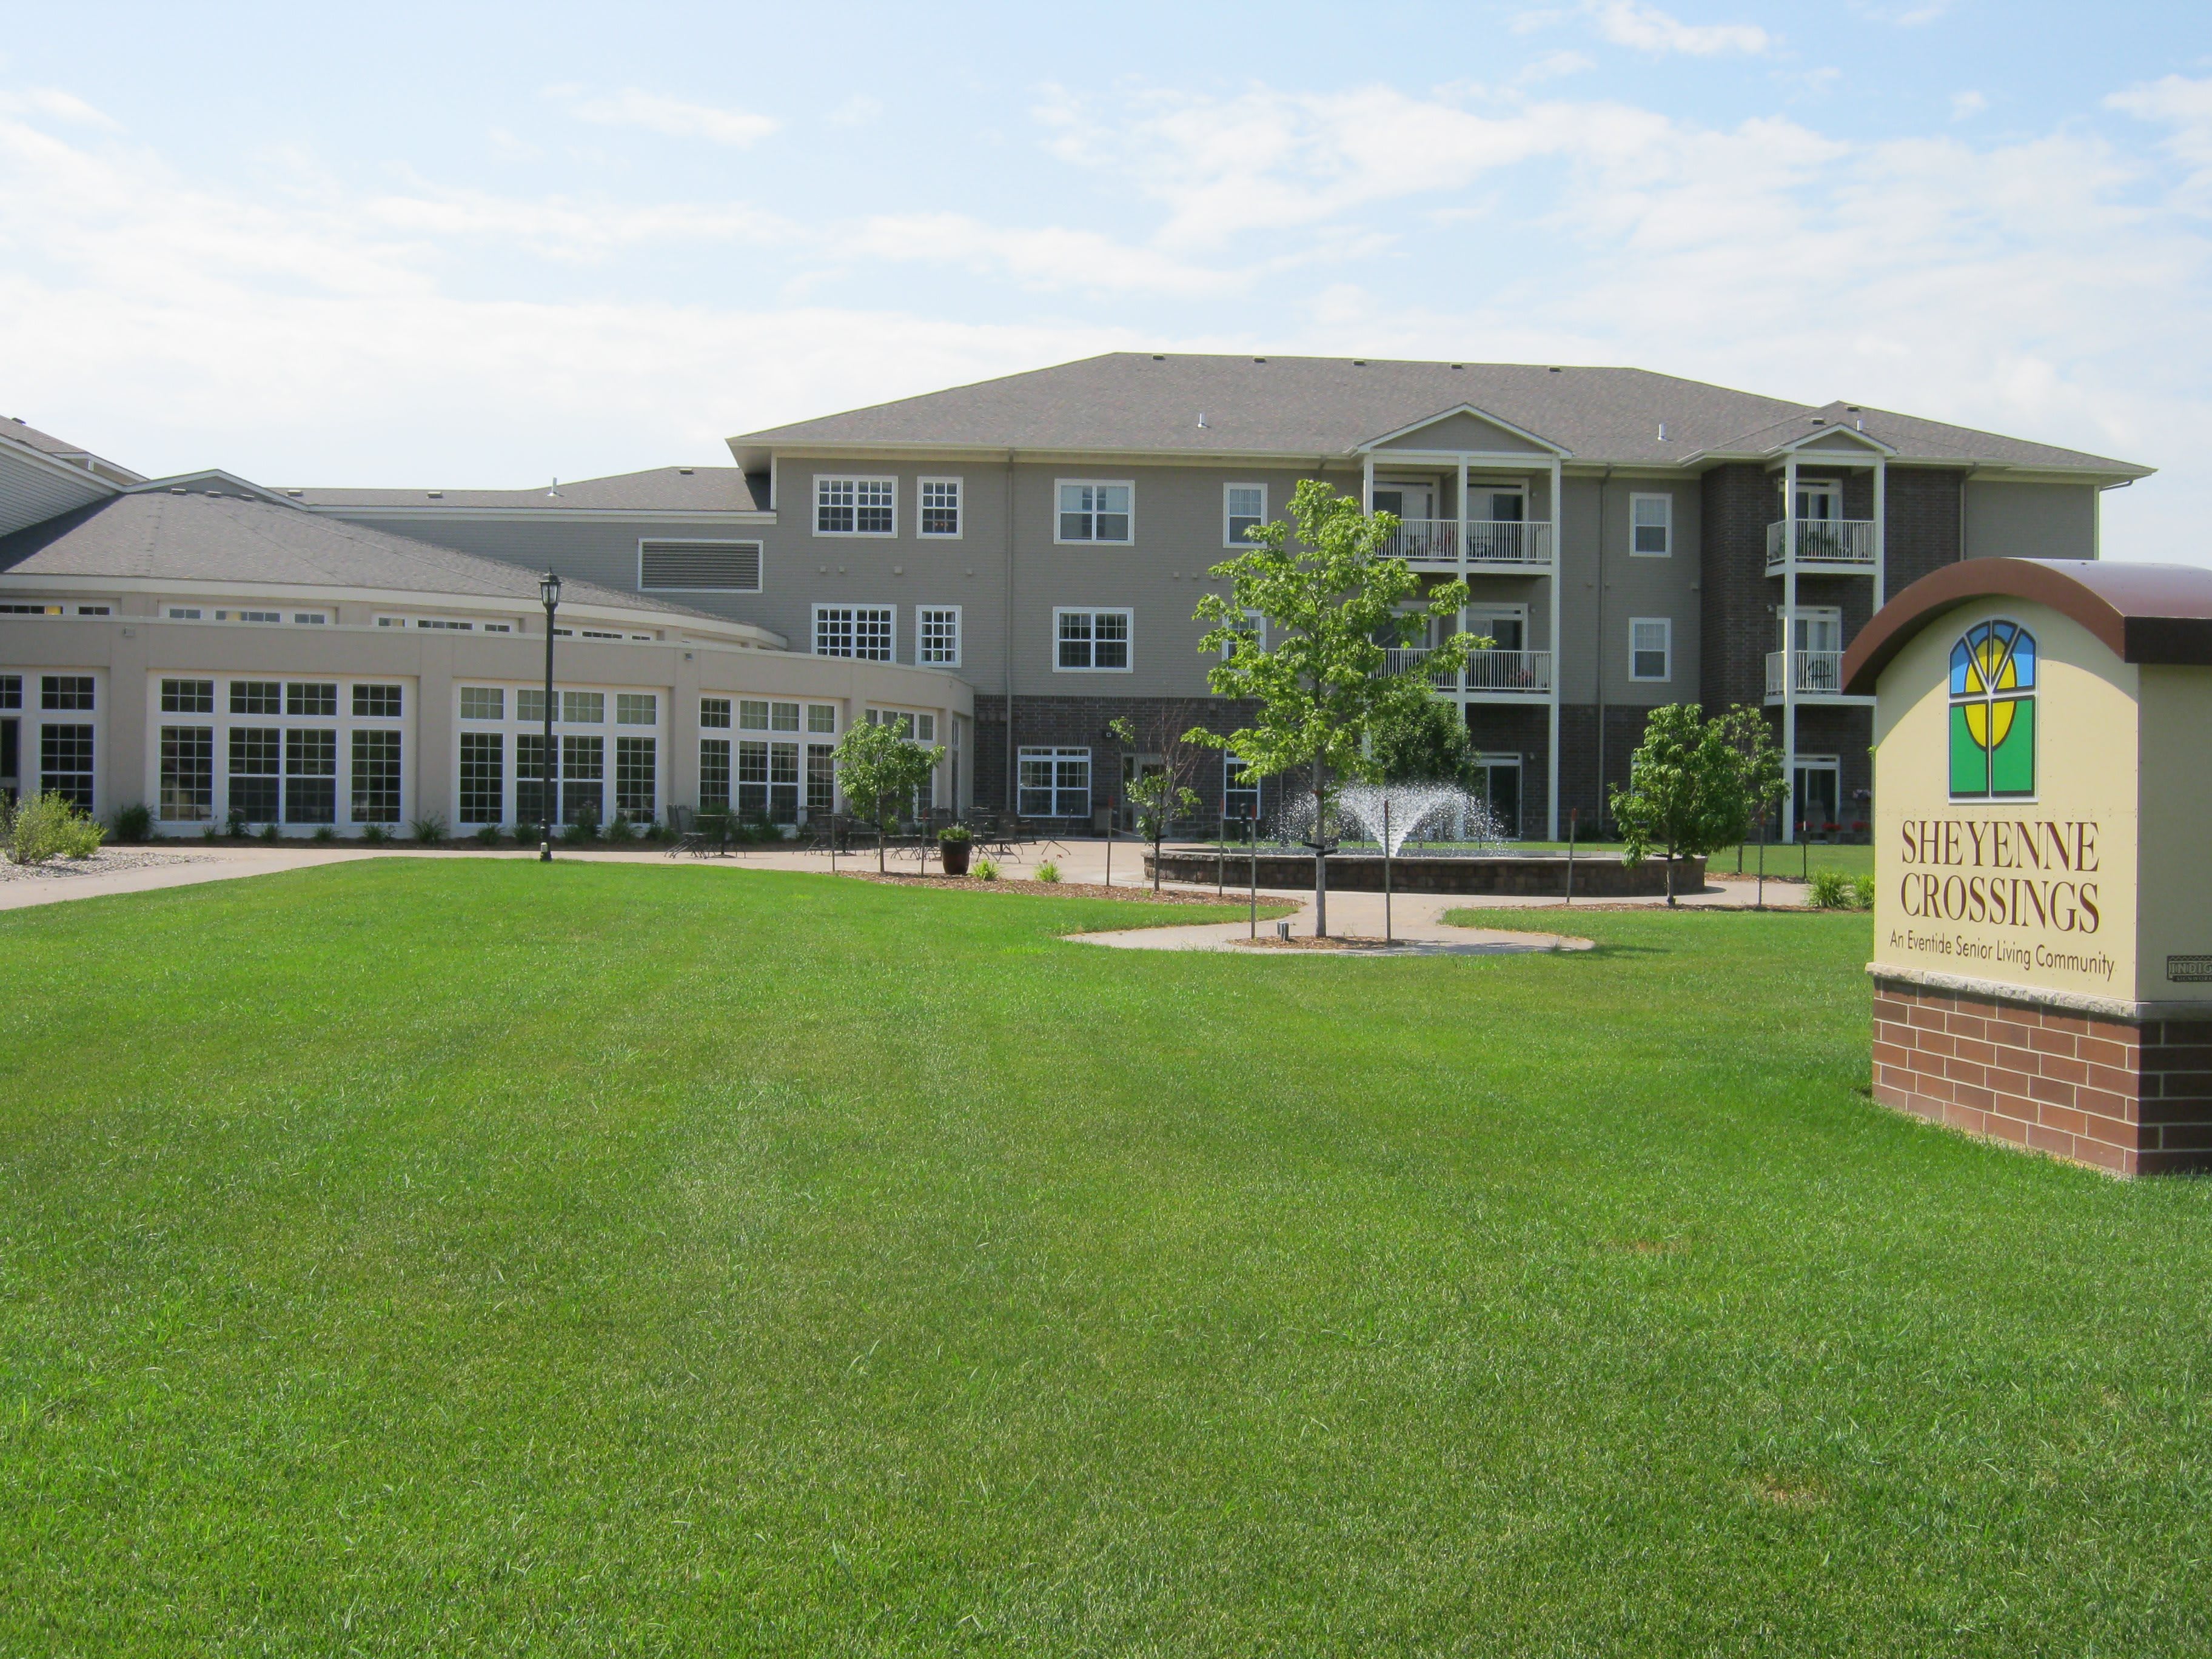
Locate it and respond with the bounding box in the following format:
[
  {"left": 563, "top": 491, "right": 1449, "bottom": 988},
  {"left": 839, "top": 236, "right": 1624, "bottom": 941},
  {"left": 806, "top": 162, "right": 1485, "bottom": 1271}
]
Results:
[
  {"left": 1592, "top": 464, "right": 1611, "bottom": 834},
  {"left": 1004, "top": 448, "right": 1016, "bottom": 813}
]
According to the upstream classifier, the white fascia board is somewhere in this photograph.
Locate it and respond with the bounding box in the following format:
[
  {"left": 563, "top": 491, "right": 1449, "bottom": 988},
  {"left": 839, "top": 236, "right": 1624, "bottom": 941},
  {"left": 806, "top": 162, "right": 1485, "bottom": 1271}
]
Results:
[
  {"left": 0, "top": 571, "right": 783, "bottom": 646},
  {"left": 736, "top": 440, "right": 1366, "bottom": 472},
  {"left": 302, "top": 504, "right": 776, "bottom": 526},
  {"left": 1372, "top": 447, "right": 1568, "bottom": 468}
]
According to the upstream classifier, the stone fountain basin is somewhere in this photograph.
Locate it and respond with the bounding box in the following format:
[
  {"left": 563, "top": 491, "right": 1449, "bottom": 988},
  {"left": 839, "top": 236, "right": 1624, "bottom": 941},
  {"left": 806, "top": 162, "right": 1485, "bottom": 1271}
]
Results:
[{"left": 1145, "top": 850, "right": 1704, "bottom": 897}]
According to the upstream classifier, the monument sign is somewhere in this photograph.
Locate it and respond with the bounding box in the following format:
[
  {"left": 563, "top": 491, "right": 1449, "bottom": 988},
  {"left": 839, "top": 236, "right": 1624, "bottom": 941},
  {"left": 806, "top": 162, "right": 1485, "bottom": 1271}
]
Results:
[{"left": 1843, "top": 558, "right": 2212, "bottom": 1174}]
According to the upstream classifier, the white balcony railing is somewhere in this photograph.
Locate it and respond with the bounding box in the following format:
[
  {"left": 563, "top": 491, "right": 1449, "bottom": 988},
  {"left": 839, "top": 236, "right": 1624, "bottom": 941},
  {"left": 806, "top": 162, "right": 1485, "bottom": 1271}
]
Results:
[
  {"left": 1765, "top": 649, "right": 1848, "bottom": 698},
  {"left": 1766, "top": 518, "right": 1875, "bottom": 568},
  {"left": 1463, "top": 520, "right": 1552, "bottom": 566},
  {"left": 1464, "top": 648, "right": 1552, "bottom": 694},
  {"left": 1381, "top": 645, "right": 1460, "bottom": 689},
  {"left": 1382, "top": 518, "right": 1554, "bottom": 567}
]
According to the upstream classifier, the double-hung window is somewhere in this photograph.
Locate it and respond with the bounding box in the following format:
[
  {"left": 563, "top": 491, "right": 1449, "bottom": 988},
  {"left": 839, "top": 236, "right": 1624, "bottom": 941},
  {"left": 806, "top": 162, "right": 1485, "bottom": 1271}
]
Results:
[
  {"left": 1017, "top": 747, "right": 1091, "bottom": 819},
  {"left": 1224, "top": 484, "right": 1265, "bottom": 547},
  {"left": 1223, "top": 753, "right": 1261, "bottom": 825},
  {"left": 1219, "top": 608, "right": 1264, "bottom": 661},
  {"left": 1056, "top": 608, "right": 1131, "bottom": 672},
  {"left": 918, "top": 606, "right": 960, "bottom": 666},
  {"left": 1056, "top": 481, "right": 1132, "bottom": 544},
  {"left": 816, "top": 476, "right": 895, "bottom": 536},
  {"left": 814, "top": 605, "right": 894, "bottom": 661},
  {"left": 1631, "top": 493, "right": 1673, "bottom": 557},
  {"left": 1630, "top": 617, "right": 1672, "bottom": 683},
  {"left": 919, "top": 479, "right": 962, "bottom": 537}
]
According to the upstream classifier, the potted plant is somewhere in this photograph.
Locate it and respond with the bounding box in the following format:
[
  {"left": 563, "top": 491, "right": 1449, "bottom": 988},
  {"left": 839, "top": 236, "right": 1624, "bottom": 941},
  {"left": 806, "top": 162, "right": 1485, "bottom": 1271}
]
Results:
[{"left": 939, "top": 822, "right": 973, "bottom": 875}]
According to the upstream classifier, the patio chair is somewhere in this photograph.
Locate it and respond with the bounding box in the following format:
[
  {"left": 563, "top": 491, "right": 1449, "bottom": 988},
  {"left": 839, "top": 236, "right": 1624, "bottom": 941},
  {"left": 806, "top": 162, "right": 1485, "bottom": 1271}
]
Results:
[{"left": 663, "top": 804, "right": 696, "bottom": 858}]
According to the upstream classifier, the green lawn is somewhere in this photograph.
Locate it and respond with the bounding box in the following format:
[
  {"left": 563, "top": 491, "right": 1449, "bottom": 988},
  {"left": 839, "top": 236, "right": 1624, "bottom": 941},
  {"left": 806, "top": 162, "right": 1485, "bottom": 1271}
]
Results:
[{"left": 3, "top": 863, "right": 2207, "bottom": 1655}]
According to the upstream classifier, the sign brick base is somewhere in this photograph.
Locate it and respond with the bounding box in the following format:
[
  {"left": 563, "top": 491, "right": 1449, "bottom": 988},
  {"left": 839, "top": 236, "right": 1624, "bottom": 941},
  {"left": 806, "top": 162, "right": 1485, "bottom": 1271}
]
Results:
[{"left": 1871, "top": 975, "right": 2212, "bottom": 1176}]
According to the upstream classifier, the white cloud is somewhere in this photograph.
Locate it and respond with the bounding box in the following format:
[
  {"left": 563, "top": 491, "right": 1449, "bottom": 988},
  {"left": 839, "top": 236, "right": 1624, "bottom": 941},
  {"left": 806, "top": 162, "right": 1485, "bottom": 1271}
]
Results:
[
  {"left": 0, "top": 86, "right": 118, "bottom": 128},
  {"left": 1588, "top": 2, "right": 1772, "bottom": 56},
  {"left": 553, "top": 87, "right": 780, "bottom": 148},
  {"left": 1951, "top": 90, "right": 1987, "bottom": 120},
  {"left": 2110, "top": 73, "right": 2212, "bottom": 207}
]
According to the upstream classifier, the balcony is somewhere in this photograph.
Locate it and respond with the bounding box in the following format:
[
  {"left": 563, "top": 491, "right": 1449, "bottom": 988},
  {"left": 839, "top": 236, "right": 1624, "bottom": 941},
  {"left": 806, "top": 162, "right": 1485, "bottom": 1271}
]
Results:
[
  {"left": 1766, "top": 518, "right": 1875, "bottom": 570},
  {"left": 1382, "top": 646, "right": 1552, "bottom": 696},
  {"left": 1765, "top": 649, "right": 1868, "bottom": 703},
  {"left": 1384, "top": 518, "right": 1553, "bottom": 568}
]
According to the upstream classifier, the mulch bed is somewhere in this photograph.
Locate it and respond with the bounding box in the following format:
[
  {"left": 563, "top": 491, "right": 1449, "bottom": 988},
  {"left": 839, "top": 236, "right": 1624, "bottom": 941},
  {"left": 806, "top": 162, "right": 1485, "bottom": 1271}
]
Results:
[
  {"left": 1228, "top": 933, "right": 1400, "bottom": 951},
  {"left": 834, "top": 872, "right": 1247, "bottom": 905}
]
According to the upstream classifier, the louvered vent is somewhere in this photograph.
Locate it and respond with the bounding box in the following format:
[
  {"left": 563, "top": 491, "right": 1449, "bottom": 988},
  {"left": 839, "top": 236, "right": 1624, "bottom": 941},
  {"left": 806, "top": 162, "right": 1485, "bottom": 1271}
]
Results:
[{"left": 639, "top": 540, "right": 762, "bottom": 591}]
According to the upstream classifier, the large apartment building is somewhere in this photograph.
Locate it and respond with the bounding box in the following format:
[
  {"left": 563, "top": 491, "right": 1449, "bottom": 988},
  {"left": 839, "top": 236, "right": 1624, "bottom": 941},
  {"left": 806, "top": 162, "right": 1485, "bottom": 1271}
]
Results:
[
  {"left": 301, "top": 355, "right": 2152, "bottom": 840},
  {"left": 1, "top": 356, "right": 2150, "bottom": 840}
]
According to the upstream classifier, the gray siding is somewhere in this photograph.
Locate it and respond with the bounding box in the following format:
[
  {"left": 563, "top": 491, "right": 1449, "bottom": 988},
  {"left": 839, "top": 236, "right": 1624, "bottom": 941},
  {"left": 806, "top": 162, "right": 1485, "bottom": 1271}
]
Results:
[{"left": 1963, "top": 480, "right": 2097, "bottom": 561}]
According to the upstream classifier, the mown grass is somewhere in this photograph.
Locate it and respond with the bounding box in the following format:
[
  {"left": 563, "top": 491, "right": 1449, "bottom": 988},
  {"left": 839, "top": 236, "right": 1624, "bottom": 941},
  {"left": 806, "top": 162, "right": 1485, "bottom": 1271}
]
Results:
[{"left": 2, "top": 862, "right": 2208, "bottom": 1656}]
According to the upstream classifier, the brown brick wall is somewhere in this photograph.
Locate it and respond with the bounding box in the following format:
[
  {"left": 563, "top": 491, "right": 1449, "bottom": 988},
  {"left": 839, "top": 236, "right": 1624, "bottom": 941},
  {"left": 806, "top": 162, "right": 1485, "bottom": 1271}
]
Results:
[
  {"left": 1699, "top": 462, "right": 1773, "bottom": 710},
  {"left": 1871, "top": 976, "right": 2212, "bottom": 1175},
  {"left": 974, "top": 693, "right": 1266, "bottom": 819},
  {"left": 1885, "top": 466, "right": 1965, "bottom": 591}
]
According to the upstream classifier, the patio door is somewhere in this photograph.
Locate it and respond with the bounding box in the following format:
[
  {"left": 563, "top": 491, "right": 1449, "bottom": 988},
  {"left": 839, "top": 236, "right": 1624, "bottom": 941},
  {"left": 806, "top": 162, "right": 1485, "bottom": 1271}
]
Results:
[
  {"left": 1370, "top": 483, "right": 1435, "bottom": 521},
  {"left": 0, "top": 717, "right": 16, "bottom": 804},
  {"left": 1794, "top": 757, "right": 1840, "bottom": 837},
  {"left": 1120, "top": 752, "right": 1165, "bottom": 832},
  {"left": 1789, "top": 480, "right": 1840, "bottom": 521},
  {"left": 1472, "top": 754, "right": 1521, "bottom": 840}
]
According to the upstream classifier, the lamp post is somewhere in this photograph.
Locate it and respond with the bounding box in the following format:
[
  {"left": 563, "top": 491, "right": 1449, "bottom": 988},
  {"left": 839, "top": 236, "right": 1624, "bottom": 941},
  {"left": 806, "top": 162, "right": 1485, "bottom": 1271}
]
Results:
[{"left": 538, "top": 571, "right": 560, "bottom": 861}]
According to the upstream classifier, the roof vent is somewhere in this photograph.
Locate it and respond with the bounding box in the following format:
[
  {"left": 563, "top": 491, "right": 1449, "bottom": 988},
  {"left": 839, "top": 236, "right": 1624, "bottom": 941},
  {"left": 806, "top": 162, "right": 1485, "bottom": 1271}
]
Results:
[
  {"left": 1809, "top": 417, "right": 1826, "bottom": 426},
  {"left": 204, "top": 489, "right": 221, "bottom": 497},
  {"left": 1451, "top": 363, "right": 1463, "bottom": 369},
  {"left": 170, "top": 486, "right": 187, "bottom": 494},
  {"left": 1253, "top": 357, "right": 1266, "bottom": 364},
  {"left": 1352, "top": 360, "right": 1367, "bottom": 367},
  {"left": 1196, "top": 412, "right": 1208, "bottom": 429},
  {"left": 285, "top": 489, "right": 303, "bottom": 497},
  {"left": 426, "top": 491, "right": 443, "bottom": 498},
  {"left": 1151, "top": 354, "right": 1165, "bottom": 361},
  {"left": 1548, "top": 366, "right": 1562, "bottom": 373},
  {"left": 678, "top": 467, "right": 694, "bottom": 475},
  {"left": 1657, "top": 423, "right": 1668, "bottom": 441}
]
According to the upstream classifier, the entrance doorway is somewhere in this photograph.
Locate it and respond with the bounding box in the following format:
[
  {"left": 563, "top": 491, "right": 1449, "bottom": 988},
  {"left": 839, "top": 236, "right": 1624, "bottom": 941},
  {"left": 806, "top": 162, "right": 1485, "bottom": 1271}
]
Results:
[
  {"left": 1794, "top": 756, "right": 1840, "bottom": 839},
  {"left": 1119, "top": 752, "right": 1165, "bottom": 831},
  {"left": 1472, "top": 753, "right": 1522, "bottom": 840},
  {"left": 1370, "top": 483, "right": 1435, "bottom": 521},
  {"left": 0, "top": 717, "right": 15, "bottom": 804}
]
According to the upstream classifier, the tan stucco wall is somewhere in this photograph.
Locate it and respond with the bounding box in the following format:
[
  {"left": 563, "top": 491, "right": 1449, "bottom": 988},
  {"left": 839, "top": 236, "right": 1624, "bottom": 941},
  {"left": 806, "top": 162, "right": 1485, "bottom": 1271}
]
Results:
[{"left": 1870, "top": 597, "right": 2146, "bottom": 1004}]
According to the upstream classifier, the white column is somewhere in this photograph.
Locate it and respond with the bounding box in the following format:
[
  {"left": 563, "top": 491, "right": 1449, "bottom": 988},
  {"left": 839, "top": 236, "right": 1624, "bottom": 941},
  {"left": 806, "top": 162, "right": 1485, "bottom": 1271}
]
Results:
[
  {"left": 1547, "top": 457, "right": 1563, "bottom": 842},
  {"left": 1782, "top": 456, "right": 1798, "bottom": 845},
  {"left": 1872, "top": 458, "right": 1888, "bottom": 610},
  {"left": 1361, "top": 452, "right": 1375, "bottom": 512},
  {"left": 1455, "top": 453, "right": 1470, "bottom": 711}
]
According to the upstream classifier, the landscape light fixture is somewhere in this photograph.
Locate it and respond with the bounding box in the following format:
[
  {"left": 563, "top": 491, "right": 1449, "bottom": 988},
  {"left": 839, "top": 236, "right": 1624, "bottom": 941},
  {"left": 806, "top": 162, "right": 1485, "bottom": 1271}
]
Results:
[{"left": 538, "top": 571, "right": 561, "bottom": 862}]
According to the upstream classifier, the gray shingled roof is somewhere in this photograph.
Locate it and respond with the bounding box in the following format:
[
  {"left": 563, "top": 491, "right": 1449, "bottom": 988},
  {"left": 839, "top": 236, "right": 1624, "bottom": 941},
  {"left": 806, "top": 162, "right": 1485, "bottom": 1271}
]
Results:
[
  {"left": 0, "top": 489, "right": 726, "bottom": 622},
  {"left": 1, "top": 416, "right": 144, "bottom": 484},
  {"left": 292, "top": 466, "right": 766, "bottom": 513},
  {"left": 730, "top": 353, "right": 2148, "bottom": 476}
]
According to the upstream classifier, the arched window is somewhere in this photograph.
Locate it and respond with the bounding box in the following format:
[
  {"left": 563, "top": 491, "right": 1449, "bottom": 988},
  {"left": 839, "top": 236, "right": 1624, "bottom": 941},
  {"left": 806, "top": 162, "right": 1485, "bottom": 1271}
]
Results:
[{"left": 1948, "top": 620, "right": 2036, "bottom": 799}]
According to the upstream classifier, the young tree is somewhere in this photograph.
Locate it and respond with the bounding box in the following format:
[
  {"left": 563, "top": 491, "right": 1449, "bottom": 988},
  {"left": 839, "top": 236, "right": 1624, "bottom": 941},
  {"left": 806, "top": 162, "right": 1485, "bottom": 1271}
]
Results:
[
  {"left": 1370, "top": 695, "right": 1478, "bottom": 788},
  {"left": 832, "top": 716, "right": 945, "bottom": 873},
  {"left": 1189, "top": 478, "right": 1480, "bottom": 935},
  {"left": 1607, "top": 702, "right": 1766, "bottom": 905},
  {"left": 1107, "top": 712, "right": 1204, "bottom": 893},
  {"left": 1718, "top": 705, "right": 1790, "bottom": 868}
]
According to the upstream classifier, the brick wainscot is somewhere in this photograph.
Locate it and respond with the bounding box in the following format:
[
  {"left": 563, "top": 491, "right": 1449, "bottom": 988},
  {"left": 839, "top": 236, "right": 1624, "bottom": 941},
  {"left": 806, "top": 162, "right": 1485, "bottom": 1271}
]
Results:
[{"left": 1871, "top": 971, "right": 2212, "bottom": 1176}]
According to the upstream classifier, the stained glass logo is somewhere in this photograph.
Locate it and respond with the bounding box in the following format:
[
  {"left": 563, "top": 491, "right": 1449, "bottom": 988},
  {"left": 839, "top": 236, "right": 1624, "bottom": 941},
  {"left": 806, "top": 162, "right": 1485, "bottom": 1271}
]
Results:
[{"left": 1949, "top": 620, "right": 2036, "bottom": 799}]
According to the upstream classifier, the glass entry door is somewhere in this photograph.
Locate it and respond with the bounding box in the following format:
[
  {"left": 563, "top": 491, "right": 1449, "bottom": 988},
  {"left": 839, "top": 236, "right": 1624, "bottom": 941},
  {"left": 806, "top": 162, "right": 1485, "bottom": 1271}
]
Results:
[
  {"left": 1794, "top": 760, "right": 1840, "bottom": 837},
  {"left": 0, "top": 717, "right": 16, "bottom": 803},
  {"left": 1472, "top": 755, "right": 1521, "bottom": 840}
]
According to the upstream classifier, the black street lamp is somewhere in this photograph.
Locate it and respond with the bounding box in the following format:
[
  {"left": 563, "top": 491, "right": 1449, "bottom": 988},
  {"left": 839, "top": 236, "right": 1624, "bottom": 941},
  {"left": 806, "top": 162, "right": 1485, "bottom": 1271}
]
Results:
[{"left": 538, "top": 571, "right": 560, "bottom": 861}]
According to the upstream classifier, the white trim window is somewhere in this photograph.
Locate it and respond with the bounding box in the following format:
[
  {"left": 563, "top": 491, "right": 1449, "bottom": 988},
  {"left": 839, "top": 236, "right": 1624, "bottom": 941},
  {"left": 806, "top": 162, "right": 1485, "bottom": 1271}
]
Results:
[
  {"left": 815, "top": 476, "right": 895, "bottom": 537},
  {"left": 1055, "top": 608, "right": 1131, "bottom": 672},
  {"left": 1630, "top": 492, "right": 1673, "bottom": 557},
  {"left": 814, "top": 605, "right": 894, "bottom": 661},
  {"left": 1222, "top": 752, "right": 1261, "bottom": 825},
  {"left": 1056, "top": 480, "right": 1133, "bottom": 544},
  {"left": 1629, "top": 617, "right": 1672, "bottom": 682},
  {"left": 1220, "top": 608, "right": 1264, "bottom": 661},
  {"left": 1017, "top": 746, "right": 1090, "bottom": 819},
  {"left": 918, "top": 606, "right": 961, "bottom": 666},
  {"left": 918, "top": 478, "right": 962, "bottom": 538},
  {"left": 1224, "top": 483, "right": 1265, "bottom": 547}
]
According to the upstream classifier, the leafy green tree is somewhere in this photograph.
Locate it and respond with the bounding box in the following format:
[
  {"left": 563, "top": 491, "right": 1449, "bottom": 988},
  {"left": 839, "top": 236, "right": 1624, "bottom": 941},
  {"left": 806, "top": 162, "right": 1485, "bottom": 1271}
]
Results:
[
  {"left": 1609, "top": 703, "right": 1776, "bottom": 905},
  {"left": 1719, "top": 705, "right": 1791, "bottom": 863},
  {"left": 833, "top": 717, "right": 945, "bottom": 873},
  {"left": 1371, "top": 695, "right": 1478, "bottom": 788},
  {"left": 1190, "top": 478, "right": 1480, "bottom": 934},
  {"left": 1108, "top": 714, "right": 1203, "bottom": 893}
]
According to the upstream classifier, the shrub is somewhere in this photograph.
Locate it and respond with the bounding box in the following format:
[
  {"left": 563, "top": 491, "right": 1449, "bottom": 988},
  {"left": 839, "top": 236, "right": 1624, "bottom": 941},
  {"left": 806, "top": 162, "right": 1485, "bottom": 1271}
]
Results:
[
  {"left": 1034, "top": 859, "right": 1061, "bottom": 884},
  {"left": 973, "top": 856, "right": 999, "bottom": 882},
  {"left": 360, "top": 823, "right": 392, "bottom": 845},
  {"left": 258, "top": 822, "right": 282, "bottom": 843},
  {"left": 411, "top": 814, "right": 447, "bottom": 844},
  {"left": 560, "top": 817, "right": 600, "bottom": 847},
  {"left": 1808, "top": 869, "right": 1862, "bottom": 910},
  {"left": 474, "top": 824, "right": 503, "bottom": 846},
  {"left": 227, "top": 807, "right": 249, "bottom": 837},
  {"left": 603, "top": 814, "right": 639, "bottom": 845},
  {"left": 311, "top": 825, "right": 337, "bottom": 844},
  {"left": 1852, "top": 873, "right": 1876, "bottom": 911},
  {"left": 4, "top": 792, "right": 106, "bottom": 865},
  {"left": 111, "top": 803, "right": 153, "bottom": 843}
]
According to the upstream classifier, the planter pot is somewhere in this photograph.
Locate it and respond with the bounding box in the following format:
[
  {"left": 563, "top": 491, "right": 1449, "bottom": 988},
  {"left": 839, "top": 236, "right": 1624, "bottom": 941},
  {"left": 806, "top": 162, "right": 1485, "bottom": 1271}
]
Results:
[{"left": 940, "top": 840, "right": 972, "bottom": 876}]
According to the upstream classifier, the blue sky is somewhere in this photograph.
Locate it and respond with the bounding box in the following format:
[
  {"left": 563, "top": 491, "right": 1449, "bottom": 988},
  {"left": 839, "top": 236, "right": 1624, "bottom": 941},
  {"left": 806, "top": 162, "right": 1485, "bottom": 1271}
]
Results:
[{"left": 4, "top": 1, "right": 2209, "bottom": 560}]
